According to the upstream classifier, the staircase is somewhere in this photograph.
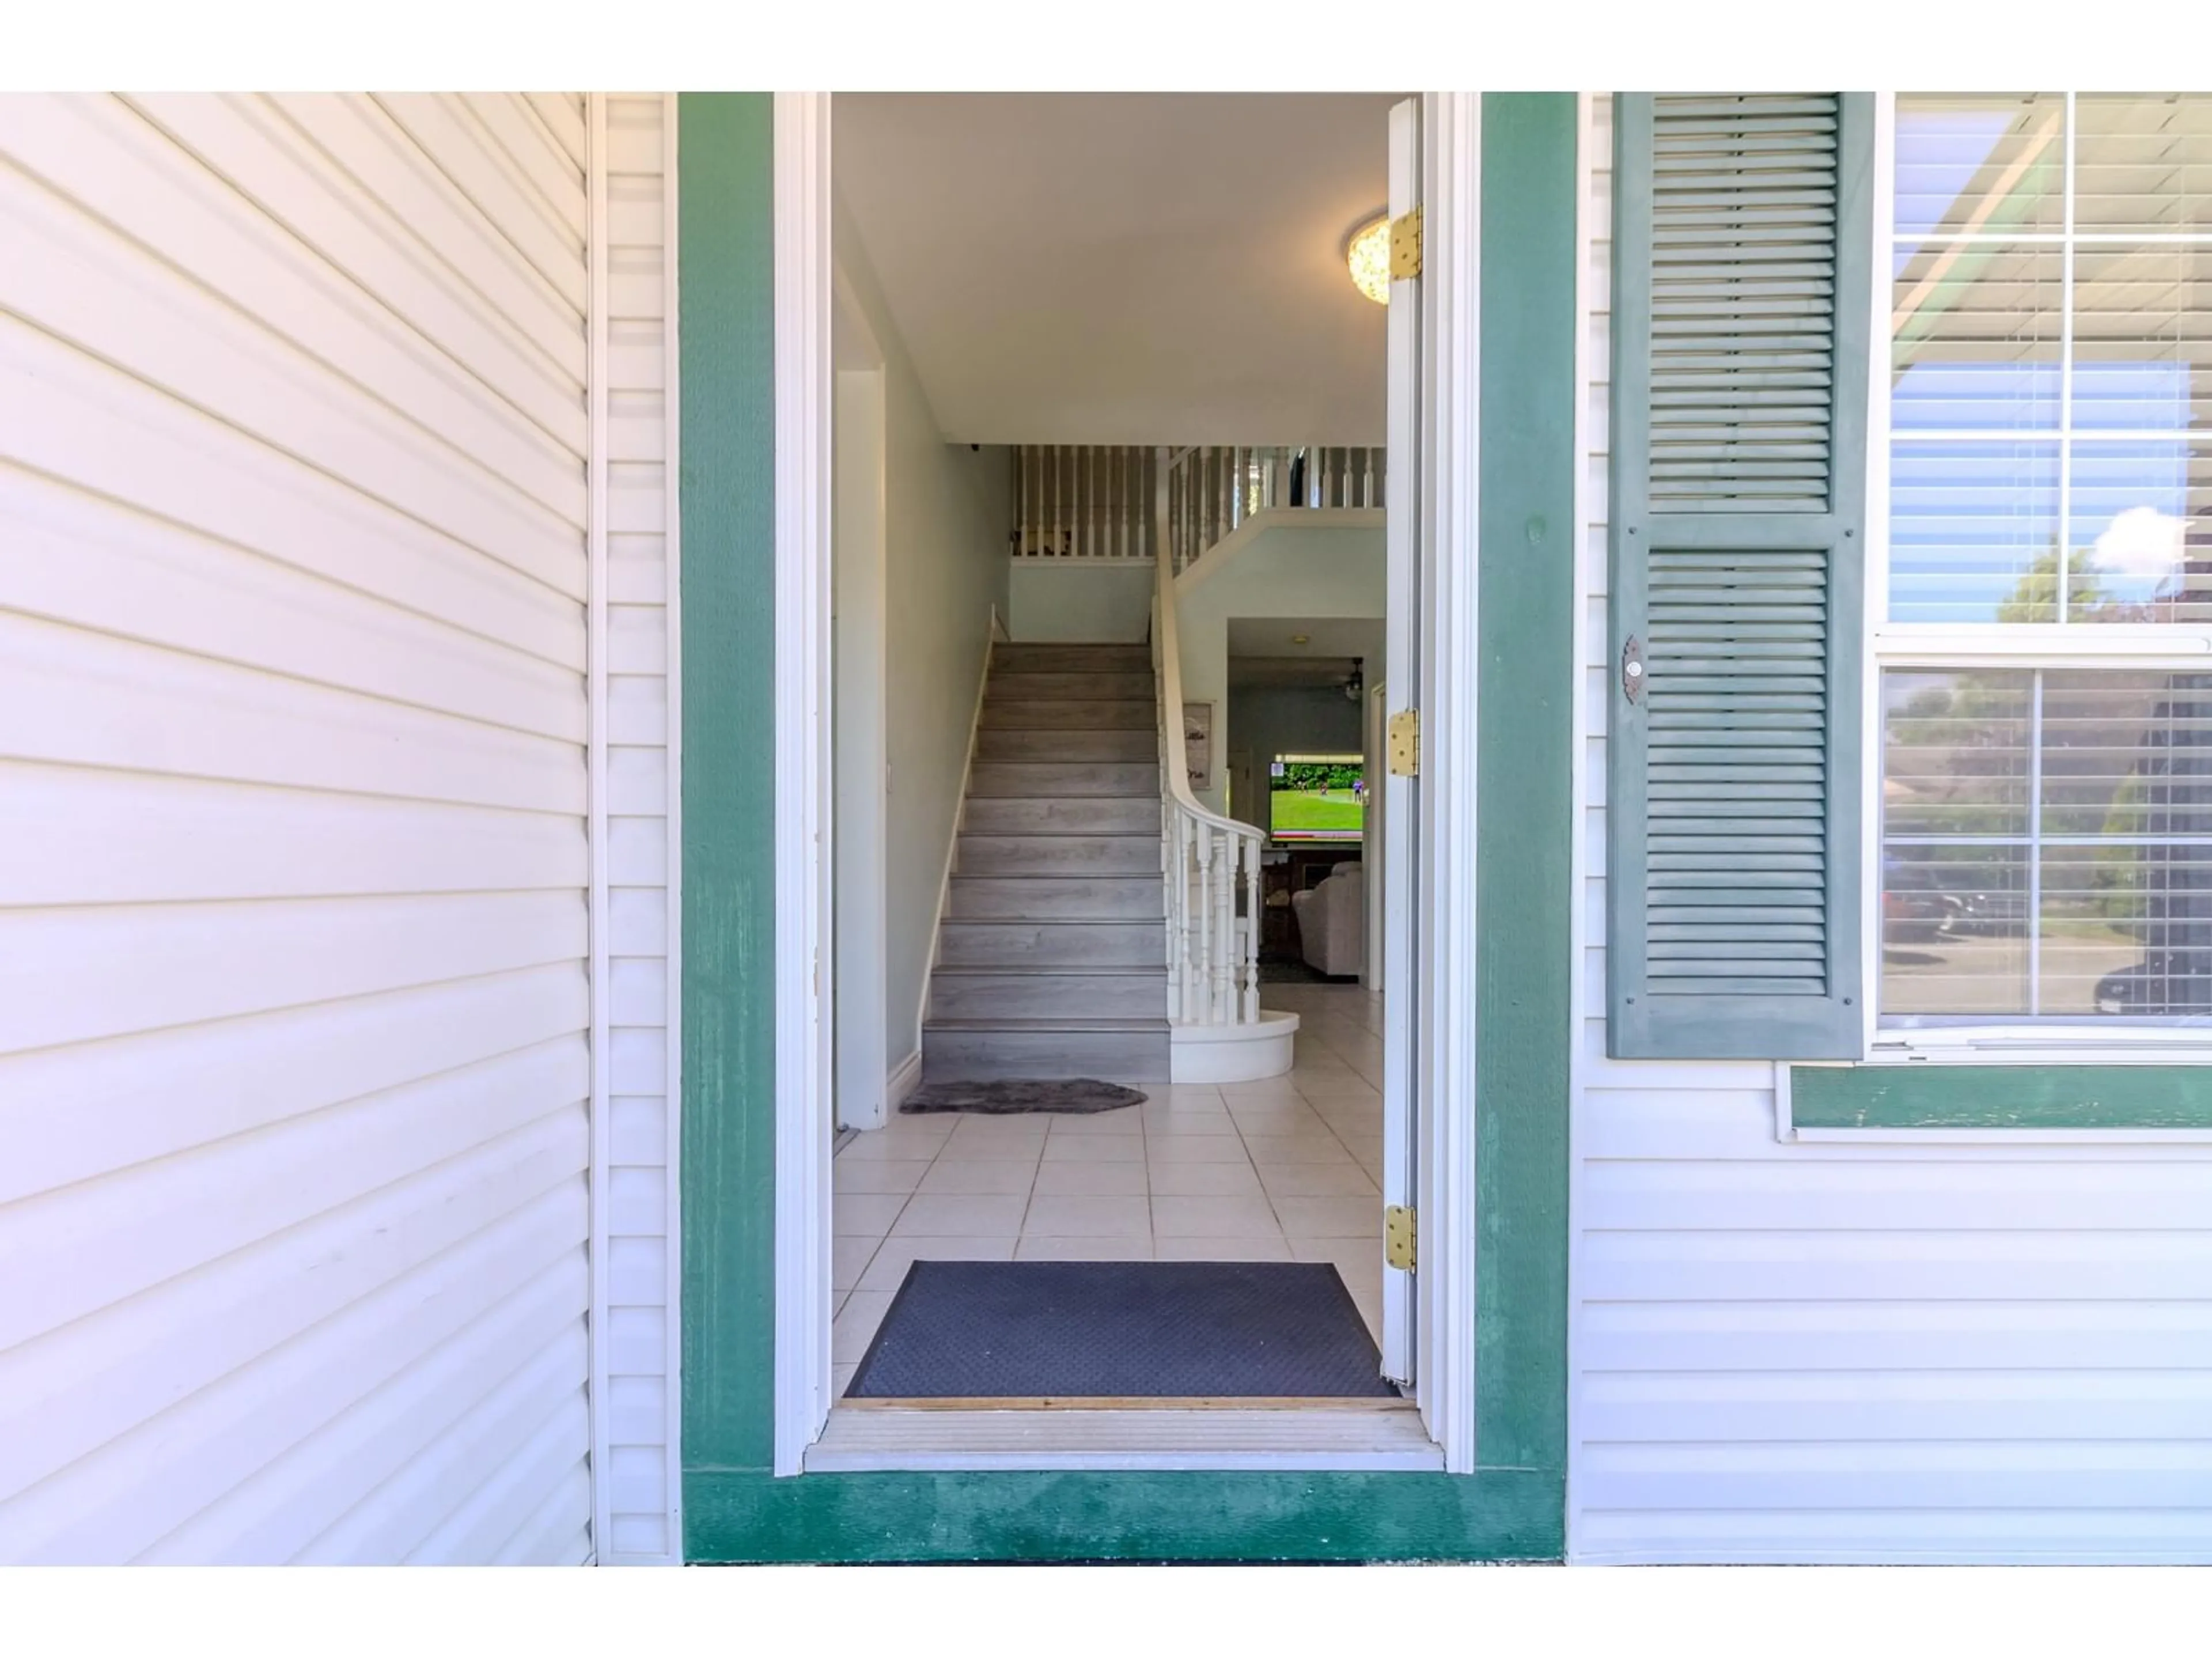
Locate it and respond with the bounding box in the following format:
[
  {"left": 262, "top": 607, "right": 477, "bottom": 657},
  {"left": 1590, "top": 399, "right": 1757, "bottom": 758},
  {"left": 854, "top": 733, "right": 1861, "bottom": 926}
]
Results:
[{"left": 922, "top": 642, "right": 1171, "bottom": 1083}]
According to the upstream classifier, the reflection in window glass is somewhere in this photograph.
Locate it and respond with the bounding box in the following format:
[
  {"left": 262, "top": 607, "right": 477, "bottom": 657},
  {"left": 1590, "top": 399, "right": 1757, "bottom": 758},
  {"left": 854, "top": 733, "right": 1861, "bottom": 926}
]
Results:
[
  {"left": 1888, "top": 97, "right": 2212, "bottom": 631},
  {"left": 2041, "top": 844, "right": 2212, "bottom": 1014},
  {"left": 1880, "top": 669, "right": 2212, "bottom": 1022},
  {"left": 1892, "top": 245, "right": 2062, "bottom": 433},
  {"left": 2067, "top": 442, "right": 2212, "bottom": 623},
  {"left": 1888, "top": 442, "right": 2059, "bottom": 623},
  {"left": 1882, "top": 669, "right": 2032, "bottom": 835},
  {"left": 1894, "top": 94, "right": 2066, "bottom": 240},
  {"left": 2074, "top": 94, "right": 2212, "bottom": 234},
  {"left": 2070, "top": 245, "right": 2212, "bottom": 432}
]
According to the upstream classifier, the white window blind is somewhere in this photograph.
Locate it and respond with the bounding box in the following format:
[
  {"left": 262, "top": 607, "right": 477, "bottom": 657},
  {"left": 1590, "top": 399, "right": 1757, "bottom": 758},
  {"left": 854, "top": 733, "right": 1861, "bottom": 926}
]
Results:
[{"left": 1878, "top": 93, "right": 2212, "bottom": 1032}]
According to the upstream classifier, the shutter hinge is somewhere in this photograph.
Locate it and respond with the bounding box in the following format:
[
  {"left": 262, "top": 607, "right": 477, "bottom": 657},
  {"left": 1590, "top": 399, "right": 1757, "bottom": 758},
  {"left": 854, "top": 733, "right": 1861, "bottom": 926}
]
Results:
[
  {"left": 1384, "top": 1205, "right": 1416, "bottom": 1272},
  {"left": 1387, "top": 708, "right": 1420, "bottom": 777},
  {"left": 1390, "top": 206, "right": 1423, "bottom": 281}
]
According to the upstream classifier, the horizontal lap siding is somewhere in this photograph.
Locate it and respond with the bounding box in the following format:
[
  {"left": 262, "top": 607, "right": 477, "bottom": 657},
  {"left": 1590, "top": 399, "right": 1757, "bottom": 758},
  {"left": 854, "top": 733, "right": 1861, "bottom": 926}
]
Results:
[
  {"left": 1570, "top": 94, "right": 2212, "bottom": 1565},
  {"left": 596, "top": 92, "right": 682, "bottom": 1566},
  {"left": 0, "top": 93, "right": 594, "bottom": 1565}
]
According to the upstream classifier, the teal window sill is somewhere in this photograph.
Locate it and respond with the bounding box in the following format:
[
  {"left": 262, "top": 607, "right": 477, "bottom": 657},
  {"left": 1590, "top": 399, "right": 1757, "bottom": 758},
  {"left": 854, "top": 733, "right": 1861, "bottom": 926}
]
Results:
[{"left": 1787, "top": 1063, "right": 2212, "bottom": 1131}]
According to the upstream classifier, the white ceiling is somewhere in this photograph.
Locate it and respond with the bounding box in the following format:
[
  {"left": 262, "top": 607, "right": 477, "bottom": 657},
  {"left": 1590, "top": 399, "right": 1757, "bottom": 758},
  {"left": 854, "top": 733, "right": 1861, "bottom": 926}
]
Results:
[
  {"left": 834, "top": 93, "right": 1403, "bottom": 446},
  {"left": 1226, "top": 617, "right": 1386, "bottom": 661},
  {"left": 1229, "top": 657, "right": 1362, "bottom": 691},
  {"left": 1225, "top": 617, "right": 1385, "bottom": 689}
]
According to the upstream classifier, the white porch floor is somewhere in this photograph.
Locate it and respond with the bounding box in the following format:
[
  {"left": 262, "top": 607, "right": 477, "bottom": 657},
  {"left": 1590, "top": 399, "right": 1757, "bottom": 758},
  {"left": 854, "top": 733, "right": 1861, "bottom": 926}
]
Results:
[{"left": 830, "top": 983, "right": 1387, "bottom": 1397}]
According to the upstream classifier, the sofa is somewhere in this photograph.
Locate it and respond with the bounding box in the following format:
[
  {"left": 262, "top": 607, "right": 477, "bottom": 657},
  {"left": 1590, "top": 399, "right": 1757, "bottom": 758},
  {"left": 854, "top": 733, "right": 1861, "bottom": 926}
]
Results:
[{"left": 1290, "top": 861, "right": 1363, "bottom": 978}]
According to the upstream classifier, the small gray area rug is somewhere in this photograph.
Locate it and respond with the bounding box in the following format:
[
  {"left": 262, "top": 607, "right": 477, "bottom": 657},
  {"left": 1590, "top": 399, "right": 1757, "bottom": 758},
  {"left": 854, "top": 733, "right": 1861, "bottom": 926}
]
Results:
[
  {"left": 899, "top": 1078, "right": 1145, "bottom": 1115},
  {"left": 845, "top": 1260, "right": 1397, "bottom": 1398}
]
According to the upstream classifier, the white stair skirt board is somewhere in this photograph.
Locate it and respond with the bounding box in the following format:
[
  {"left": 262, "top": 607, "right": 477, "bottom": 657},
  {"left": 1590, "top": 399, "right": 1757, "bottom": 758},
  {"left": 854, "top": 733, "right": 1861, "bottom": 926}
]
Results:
[
  {"left": 1170, "top": 1009, "right": 1300, "bottom": 1083},
  {"left": 883, "top": 1049, "right": 923, "bottom": 1115},
  {"left": 805, "top": 1402, "right": 1441, "bottom": 1473}
]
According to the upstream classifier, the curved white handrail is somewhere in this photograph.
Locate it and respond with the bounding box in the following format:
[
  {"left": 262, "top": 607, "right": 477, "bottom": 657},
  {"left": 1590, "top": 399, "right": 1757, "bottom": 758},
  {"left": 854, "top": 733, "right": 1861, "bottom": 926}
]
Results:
[{"left": 1152, "top": 447, "right": 1263, "bottom": 1025}]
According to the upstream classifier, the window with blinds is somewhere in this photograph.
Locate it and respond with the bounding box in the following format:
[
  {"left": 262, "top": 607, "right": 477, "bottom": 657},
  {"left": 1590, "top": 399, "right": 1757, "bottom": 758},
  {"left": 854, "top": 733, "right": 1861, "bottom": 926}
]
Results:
[
  {"left": 1880, "top": 94, "right": 2212, "bottom": 1032},
  {"left": 1890, "top": 94, "right": 2212, "bottom": 626}
]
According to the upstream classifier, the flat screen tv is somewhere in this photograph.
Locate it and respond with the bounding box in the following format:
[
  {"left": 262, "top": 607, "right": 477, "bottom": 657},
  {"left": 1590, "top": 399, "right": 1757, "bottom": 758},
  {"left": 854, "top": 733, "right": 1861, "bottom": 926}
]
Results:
[{"left": 1268, "top": 752, "right": 1365, "bottom": 843}]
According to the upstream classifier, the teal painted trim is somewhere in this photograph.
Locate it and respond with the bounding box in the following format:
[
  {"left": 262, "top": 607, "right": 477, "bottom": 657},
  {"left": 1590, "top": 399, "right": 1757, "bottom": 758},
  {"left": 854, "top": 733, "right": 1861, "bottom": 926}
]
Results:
[
  {"left": 677, "top": 92, "right": 779, "bottom": 1493},
  {"left": 1475, "top": 93, "right": 1575, "bottom": 1474},
  {"left": 676, "top": 94, "right": 1577, "bottom": 1563},
  {"left": 686, "top": 1469, "right": 1562, "bottom": 1564},
  {"left": 1791, "top": 1065, "right": 2212, "bottom": 1130}
]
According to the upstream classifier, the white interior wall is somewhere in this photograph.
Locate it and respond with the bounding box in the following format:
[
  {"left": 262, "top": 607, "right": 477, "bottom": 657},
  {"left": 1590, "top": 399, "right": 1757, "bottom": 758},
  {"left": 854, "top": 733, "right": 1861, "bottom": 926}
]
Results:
[
  {"left": 832, "top": 191, "right": 1012, "bottom": 1086},
  {"left": 1175, "top": 521, "right": 1384, "bottom": 815},
  {"left": 0, "top": 92, "right": 604, "bottom": 1565},
  {"left": 1569, "top": 93, "right": 2212, "bottom": 1566},
  {"left": 833, "top": 353, "right": 891, "bottom": 1129},
  {"left": 1006, "top": 560, "right": 1154, "bottom": 643}
]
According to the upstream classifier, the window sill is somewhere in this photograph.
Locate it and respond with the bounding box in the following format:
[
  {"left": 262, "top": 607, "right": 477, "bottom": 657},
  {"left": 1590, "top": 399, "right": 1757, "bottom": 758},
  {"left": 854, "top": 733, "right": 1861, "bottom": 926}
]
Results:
[{"left": 1778, "top": 1058, "right": 2212, "bottom": 1138}]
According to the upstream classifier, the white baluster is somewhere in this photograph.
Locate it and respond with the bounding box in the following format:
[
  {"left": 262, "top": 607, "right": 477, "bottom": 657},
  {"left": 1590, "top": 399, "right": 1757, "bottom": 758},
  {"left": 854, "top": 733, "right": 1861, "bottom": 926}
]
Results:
[
  {"left": 1243, "top": 840, "right": 1262, "bottom": 1022},
  {"left": 1215, "top": 830, "right": 1235, "bottom": 1024},
  {"left": 1115, "top": 447, "right": 1126, "bottom": 560},
  {"left": 1178, "top": 814, "right": 1197, "bottom": 1021},
  {"left": 1198, "top": 822, "right": 1217, "bottom": 1024}
]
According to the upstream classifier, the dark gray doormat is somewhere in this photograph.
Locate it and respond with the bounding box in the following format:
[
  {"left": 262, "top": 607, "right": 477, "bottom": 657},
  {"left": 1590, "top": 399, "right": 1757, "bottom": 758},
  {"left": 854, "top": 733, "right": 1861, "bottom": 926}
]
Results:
[
  {"left": 844, "top": 1260, "right": 1397, "bottom": 1398},
  {"left": 899, "top": 1078, "right": 1145, "bottom": 1115}
]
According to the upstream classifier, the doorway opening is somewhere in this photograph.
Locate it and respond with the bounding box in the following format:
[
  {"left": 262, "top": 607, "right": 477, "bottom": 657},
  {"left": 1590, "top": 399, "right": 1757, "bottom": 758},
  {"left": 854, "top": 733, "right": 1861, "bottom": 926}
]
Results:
[{"left": 787, "top": 91, "right": 1471, "bottom": 1471}]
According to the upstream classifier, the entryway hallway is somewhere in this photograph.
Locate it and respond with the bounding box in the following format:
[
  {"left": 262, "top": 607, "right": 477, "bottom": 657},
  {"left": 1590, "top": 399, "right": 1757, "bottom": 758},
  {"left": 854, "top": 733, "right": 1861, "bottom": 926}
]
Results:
[{"left": 830, "top": 983, "right": 1387, "bottom": 1397}]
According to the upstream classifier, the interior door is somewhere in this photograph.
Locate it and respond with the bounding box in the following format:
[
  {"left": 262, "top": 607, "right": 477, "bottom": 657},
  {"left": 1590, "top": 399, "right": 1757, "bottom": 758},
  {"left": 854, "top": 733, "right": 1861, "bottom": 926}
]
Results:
[{"left": 1378, "top": 96, "right": 1423, "bottom": 1387}]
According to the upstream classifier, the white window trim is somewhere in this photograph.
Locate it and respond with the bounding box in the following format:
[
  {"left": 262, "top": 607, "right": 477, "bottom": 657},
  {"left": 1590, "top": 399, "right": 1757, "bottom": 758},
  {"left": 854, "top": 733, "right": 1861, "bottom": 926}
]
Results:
[{"left": 1861, "top": 89, "right": 2212, "bottom": 1066}]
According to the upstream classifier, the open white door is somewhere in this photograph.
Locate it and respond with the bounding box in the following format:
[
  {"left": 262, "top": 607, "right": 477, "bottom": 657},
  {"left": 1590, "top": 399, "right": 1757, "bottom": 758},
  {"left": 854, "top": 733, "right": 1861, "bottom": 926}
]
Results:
[{"left": 1378, "top": 97, "right": 1423, "bottom": 1387}]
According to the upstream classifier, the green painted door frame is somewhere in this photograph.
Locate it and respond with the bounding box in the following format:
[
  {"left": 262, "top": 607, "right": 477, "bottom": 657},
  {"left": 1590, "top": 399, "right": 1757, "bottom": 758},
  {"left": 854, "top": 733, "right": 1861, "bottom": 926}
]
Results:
[{"left": 676, "top": 91, "right": 1577, "bottom": 1563}]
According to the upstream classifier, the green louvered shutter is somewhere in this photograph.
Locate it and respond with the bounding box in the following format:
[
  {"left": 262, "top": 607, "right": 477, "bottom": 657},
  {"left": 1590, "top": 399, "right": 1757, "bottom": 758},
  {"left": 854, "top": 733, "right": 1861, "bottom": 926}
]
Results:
[{"left": 1608, "top": 93, "right": 1872, "bottom": 1059}]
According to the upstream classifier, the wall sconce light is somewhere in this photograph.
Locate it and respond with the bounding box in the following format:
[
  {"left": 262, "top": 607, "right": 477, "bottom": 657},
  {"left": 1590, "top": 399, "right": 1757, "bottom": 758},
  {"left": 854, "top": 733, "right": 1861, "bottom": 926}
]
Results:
[{"left": 1346, "top": 213, "right": 1391, "bottom": 306}]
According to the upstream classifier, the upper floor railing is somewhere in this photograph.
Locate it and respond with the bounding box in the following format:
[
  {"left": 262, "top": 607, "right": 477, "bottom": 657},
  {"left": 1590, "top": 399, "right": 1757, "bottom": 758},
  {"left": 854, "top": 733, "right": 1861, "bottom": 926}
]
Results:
[
  {"left": 1011, "top": 445, "right": 1160, "bottom": 559},
  {"left": 1012, "top": 444, "right": 1385, "bottom": 572},
  {"left": 1164, "top": 445, "right": 1385, "bottom": 574}
]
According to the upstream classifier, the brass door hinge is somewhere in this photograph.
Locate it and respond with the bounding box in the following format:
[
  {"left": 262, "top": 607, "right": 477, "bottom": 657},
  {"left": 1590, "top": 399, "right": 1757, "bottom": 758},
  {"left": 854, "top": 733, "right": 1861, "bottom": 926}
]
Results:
[
  {"left": 1388, "top": 708, "right": 1420, "bottom": 777},
  {"left": 1385, "top": 1205, "right": 1416, "bottom": 1272},
  {"left": 1390, "top": 206, "right": 1423, "bottom": 281}
]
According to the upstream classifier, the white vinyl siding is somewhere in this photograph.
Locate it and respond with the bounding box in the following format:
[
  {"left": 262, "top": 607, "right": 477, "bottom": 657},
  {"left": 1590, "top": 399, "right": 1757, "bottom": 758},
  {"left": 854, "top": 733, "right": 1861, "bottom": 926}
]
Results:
[
  {"left": 1572, "top": 93, "right": 2212, "bottom": 1565},
  {"left": 594, "top": 92, "right": 684, "bottom": 1566},
  {"left": 0, "top": 93, "right": 595, "bottom": 1564}
]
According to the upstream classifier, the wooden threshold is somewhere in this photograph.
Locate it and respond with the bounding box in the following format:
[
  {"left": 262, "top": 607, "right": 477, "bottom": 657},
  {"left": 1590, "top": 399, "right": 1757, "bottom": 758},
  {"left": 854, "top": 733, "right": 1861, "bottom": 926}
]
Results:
[
  {"left": 805, "top": 1402, "right": 1444, "bottom": 1474},
  {"left": 839, "top": 1394, "right": 1417, "bottom": 1412}
]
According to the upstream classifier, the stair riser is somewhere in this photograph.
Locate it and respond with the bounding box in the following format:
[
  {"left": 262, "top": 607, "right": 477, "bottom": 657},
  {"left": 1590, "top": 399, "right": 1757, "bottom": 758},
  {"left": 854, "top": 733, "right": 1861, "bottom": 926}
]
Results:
[
  {"left": 930, "top": 975, "right": 1168, "bottom": 1021},
  {"left": 963, "top": 797, "right": 1159, "bottom": 835},
  {"left": 987, "top": 672, "right": 1155, "bottom": 700},
  {"left": 922, "top": 1028, "right": 1171, "bottom": 1084},
  {"left": 969, "top": 763, "right": 1157, "bottom": 798},
  {"left": 958, "top": 835, "right": 1159, "bottom": 877},
  {"left": 992, "top": 645, "right": 1152, "bottom": 673},
  {"left": 975, "top": 729, "right": 1158, "bottom": 763},
  {"left": 947, "top": 877, "right": 1163, "bottom": 921},
  {"left": 936, "top": 921, "right": 1165, "bottom": 969},
  {"left": 978, "top": 699, "right": 1156, "bottom": 732}
]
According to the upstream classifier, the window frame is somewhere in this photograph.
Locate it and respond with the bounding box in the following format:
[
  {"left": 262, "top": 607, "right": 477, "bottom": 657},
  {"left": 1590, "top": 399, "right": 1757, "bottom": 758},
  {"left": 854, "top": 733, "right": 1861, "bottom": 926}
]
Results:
[{"left": 1863, "top": 89, "right": 2212, "bottom": 1066}]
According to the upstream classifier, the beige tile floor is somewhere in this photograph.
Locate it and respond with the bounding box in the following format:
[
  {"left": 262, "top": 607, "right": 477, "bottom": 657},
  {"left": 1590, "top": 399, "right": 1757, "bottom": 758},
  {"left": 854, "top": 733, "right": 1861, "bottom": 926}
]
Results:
[{"left": 830, "top": 983, "right": 1387, "bottom": 1395}]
